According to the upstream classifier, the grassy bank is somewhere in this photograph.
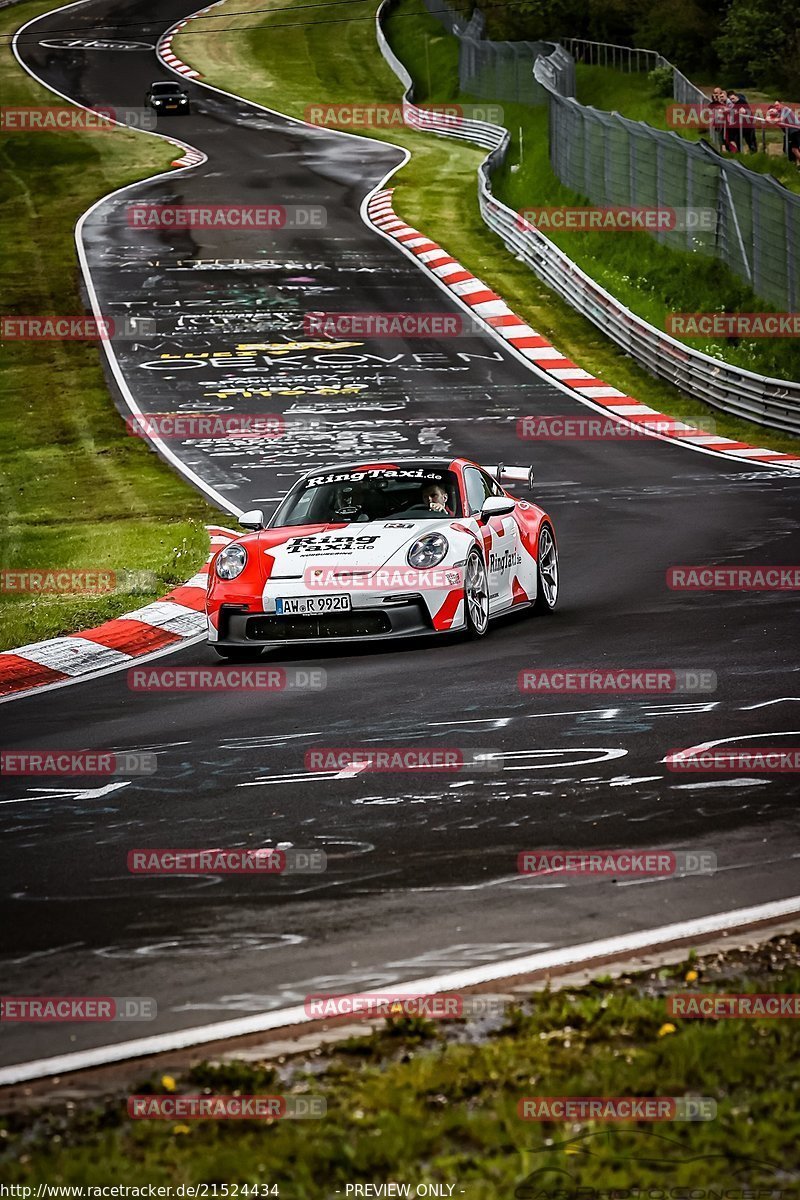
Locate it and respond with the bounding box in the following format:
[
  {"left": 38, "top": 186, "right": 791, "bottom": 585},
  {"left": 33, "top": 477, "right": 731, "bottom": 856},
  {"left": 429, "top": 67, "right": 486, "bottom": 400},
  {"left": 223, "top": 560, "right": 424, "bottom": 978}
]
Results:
[
  {"left": 2, "top": 934, "right": 798, "bottom": 1192},
  {"left": 0, "top": 0, "right": 222, "bottom": 652},
  {"left": 173, "top": 0, "right": 799, "bottom": 455}
]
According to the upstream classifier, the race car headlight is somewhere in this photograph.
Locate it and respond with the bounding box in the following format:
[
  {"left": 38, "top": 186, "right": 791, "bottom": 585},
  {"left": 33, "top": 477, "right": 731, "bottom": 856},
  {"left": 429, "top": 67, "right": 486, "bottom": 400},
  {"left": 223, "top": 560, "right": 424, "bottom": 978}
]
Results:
[
  {"left": 407, "top": 533, "right": 448, "bottom": 568},
  {"left": 215, "top": 544, "right": 247, "bottom": 580}
]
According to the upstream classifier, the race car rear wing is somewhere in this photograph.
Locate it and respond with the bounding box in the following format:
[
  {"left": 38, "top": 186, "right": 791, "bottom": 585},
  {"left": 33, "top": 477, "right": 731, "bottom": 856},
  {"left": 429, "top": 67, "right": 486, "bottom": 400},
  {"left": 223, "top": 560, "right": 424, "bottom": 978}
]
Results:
[{"left": 484, "top": 463, "right": 535, "bottom": 490}]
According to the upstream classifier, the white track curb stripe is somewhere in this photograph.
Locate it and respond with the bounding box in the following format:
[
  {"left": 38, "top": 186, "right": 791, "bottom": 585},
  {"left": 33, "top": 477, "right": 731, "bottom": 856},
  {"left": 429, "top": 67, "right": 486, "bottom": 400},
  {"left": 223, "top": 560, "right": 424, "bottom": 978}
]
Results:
[{"left": 1, "top": 896, "right": 798, "bottom": 1086}]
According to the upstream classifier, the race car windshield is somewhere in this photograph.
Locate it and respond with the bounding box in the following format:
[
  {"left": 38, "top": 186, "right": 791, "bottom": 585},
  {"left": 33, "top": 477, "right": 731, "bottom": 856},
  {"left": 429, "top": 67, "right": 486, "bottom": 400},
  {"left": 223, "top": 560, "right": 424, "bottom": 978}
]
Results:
[
  {"left": 151, "top": 84, "right": 184, "bottom": 94},
  {"left": 272, "top": 467, "right": 463, "bottom": 527}
]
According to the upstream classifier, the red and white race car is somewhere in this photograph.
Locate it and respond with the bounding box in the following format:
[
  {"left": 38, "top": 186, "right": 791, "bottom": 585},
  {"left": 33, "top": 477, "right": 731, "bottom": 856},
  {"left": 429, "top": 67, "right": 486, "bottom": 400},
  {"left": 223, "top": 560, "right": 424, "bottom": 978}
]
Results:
[{"left": 206, "top": 458, "right": 558, "bottom": 658}]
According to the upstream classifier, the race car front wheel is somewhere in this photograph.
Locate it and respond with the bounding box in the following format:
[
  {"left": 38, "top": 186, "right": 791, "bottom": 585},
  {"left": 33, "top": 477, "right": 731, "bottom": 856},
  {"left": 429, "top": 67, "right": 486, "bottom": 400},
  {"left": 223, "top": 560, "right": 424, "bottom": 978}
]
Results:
[
  {"left": 464, "top": 550, "right": 489, "bottom": 638},
  {"left": 533, "top": 523, "right": 559, "bottom": 613}
]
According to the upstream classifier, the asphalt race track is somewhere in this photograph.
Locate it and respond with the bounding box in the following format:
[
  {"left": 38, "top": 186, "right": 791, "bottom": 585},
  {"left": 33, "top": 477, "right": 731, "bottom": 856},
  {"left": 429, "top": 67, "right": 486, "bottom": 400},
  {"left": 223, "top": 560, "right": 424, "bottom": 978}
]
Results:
[{"left": 2, "top": 0, "right": 799, "bottom": 1074}]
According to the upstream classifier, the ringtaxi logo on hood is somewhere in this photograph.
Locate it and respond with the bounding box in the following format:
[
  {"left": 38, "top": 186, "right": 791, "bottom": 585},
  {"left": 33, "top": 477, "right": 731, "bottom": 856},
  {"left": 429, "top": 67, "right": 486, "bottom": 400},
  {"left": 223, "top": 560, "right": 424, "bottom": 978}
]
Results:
[{"left": 286, "top": 534, "right": 380, "bottom": 554}]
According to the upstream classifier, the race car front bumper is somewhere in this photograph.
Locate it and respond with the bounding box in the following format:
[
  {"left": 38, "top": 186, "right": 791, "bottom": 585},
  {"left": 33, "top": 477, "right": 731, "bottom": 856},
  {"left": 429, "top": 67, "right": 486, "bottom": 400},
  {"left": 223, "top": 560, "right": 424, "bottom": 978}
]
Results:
[{"left": 214, "top": 595, "right": 449, "bottom": 645}]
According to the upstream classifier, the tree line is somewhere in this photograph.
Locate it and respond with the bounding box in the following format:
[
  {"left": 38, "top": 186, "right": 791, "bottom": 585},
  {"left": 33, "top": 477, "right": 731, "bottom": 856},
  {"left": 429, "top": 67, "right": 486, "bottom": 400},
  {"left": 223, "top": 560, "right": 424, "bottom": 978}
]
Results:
[{"left": 470, "top": 0, "right": 799, "bottom": 95}]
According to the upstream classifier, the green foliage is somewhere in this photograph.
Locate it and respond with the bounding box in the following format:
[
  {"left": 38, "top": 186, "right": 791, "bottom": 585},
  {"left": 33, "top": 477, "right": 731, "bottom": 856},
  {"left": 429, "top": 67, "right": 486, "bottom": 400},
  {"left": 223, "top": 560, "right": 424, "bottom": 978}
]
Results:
[
  {"left": 482, "top": 0, "right": 726, "bottom": 76},
  {"left": 715, "top": 0, "right": 800, "bottom": 94},
  {"left": 648, "top": 65, "right": 675, "bottom": 98}
]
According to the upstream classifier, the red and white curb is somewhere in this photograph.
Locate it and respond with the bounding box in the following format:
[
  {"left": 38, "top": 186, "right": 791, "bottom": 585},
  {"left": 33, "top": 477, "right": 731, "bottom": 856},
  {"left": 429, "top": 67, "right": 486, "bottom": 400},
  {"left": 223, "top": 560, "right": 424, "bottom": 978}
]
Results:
[
  {"left": 367, "top": 189, "right": 800, "bottom": 471},
  {"left": 0, "top": 528, "right": 235, "bottom": 702},
  {"left": 167, "top": 141, "right": 205, "bottom": 168},
  {"left": 157, "top": 1, "right": 227, "bottom": 82},
  {"left": 157, "top": 30, "right": 201, "bottom": 79}
]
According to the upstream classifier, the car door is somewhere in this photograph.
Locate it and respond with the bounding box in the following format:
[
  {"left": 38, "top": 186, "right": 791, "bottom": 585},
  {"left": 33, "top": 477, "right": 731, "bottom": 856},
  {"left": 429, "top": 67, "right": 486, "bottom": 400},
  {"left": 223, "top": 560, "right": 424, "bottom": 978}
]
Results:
[{"left": 462, "top": 466, "right": 522, "bottom": 612}]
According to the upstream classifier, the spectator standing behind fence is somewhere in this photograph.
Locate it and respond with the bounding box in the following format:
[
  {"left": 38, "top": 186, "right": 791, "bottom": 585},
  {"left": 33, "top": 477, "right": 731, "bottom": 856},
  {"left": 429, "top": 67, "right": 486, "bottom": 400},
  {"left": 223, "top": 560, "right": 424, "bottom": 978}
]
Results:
[
  {"left": 729, "top": 92, "right": 757, "bottom": 153},
  {"left": 708, "top": 88, "right": 729, "bottom": 146},
  {"left": 779, "top": 102, "right": 800, "bottom": 168},
  {"left": 708, "top": 88, "right": 740, "bottom": 153},
  {"left": 723, "top": 91, "right": 741, "bottom": 153}
]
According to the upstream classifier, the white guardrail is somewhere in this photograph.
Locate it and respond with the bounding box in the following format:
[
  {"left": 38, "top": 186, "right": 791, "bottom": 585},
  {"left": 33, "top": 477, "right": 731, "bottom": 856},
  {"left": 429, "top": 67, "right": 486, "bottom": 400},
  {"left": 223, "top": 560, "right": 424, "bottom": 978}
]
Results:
[{"left": 375, "top": 0, "right": 800, "bottom": 435}]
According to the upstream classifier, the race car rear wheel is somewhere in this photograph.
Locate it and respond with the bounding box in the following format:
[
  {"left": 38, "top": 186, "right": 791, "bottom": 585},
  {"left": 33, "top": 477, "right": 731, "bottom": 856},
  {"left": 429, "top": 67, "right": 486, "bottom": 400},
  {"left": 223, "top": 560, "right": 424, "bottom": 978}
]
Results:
[
  {"left": 464, "top": 550, "right": 489, "bottom": 637},
  {"left": 533, "top": 523, "right": 558, "bottom": 613},
  {"left": 213, "top": 646, "right": 262, "bottom": 661}
]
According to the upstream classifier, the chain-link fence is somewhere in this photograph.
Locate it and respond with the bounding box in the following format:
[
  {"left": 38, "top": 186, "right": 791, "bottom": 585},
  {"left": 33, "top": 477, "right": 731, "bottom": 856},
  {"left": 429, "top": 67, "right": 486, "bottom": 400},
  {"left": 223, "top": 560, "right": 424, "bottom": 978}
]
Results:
[{"left": 423, "top": 0, "right": 553, "bottom": 104}]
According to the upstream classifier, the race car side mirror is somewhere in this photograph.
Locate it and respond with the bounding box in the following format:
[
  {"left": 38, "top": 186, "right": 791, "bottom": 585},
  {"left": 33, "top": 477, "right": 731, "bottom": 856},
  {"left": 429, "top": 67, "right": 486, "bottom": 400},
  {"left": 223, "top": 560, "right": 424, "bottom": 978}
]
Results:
[
  {"left": 239, "top": 508, "right": 265, "bottom": 530},
  {"left": 480, "top": 496, "right": 515, "bottom": 520}
]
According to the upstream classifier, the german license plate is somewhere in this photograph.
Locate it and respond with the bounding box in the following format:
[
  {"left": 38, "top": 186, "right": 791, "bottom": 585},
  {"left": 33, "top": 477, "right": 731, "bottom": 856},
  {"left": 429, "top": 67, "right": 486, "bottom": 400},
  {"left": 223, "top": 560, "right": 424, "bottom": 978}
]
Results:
[{"left": 275, "top": 595, "right": 351, "bottom": 615}]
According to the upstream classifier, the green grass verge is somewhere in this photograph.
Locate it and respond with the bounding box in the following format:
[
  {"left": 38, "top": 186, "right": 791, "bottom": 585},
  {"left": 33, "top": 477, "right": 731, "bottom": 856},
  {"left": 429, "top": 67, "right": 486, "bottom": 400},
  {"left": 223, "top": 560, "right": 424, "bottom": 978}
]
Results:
[
  {"left": 2, "top": 936, "right": 798, "bottom": 1192},
  {"left": 0, "top": 0, "right": 224, "bottom": 652},
  {"left": 173, "top": 0, "right": 800, "bottom": 458},
  {"left": 575, "top": 65, "right": 800, "bottom": 195}
]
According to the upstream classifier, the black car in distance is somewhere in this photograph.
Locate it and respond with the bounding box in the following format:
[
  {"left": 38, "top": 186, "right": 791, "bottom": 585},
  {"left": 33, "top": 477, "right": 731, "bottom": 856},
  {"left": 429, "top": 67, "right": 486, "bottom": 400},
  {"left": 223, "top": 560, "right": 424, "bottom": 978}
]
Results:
[{"left": 145, "top": 81, "right": 191, "bottom": 114}]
